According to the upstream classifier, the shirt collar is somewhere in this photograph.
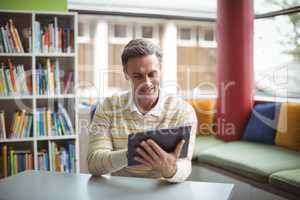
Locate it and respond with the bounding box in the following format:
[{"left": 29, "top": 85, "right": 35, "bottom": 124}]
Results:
[{"left": 128, "top": 90, "right": 166, "bottom": 117}]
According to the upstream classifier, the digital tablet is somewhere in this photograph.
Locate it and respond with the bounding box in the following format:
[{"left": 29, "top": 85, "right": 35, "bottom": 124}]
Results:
[{"left": 127, "top": 125, "right": 191, "bottom": 166}]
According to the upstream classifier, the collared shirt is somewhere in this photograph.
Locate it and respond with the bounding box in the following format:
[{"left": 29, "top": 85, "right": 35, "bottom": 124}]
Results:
[
  {"left": 87, "top": 90, "right": 197, "bottom": 183},
  {"left": 128, "top": 90, "right": 165, "bottom": 117}
]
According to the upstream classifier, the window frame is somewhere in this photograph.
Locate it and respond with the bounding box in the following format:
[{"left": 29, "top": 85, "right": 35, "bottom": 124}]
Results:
[
  {"left": 135, "top": 23, "right": 160, "bottom": 44},
  {"left": 109, "top": 22, "right": 133, "bottom": 44},
  {"left": 177, "top": 25, "right": 197, "bottom": 47},
  {"left": 198, "top": 26, "right": 217, "bottom": 48}
]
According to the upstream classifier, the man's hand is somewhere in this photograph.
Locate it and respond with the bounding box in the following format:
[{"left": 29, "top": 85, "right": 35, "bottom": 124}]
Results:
[{"left": 134, "top": 139, "right": 185, "bottom": 178}]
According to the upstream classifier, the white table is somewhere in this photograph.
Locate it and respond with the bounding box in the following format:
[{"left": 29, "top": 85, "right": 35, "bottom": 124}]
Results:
[{"left": 0, "top": 170, "right": 234, "bottom": 200}]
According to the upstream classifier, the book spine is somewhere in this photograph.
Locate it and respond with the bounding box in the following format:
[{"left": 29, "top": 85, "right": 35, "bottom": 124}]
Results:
[
  {"left": 16, "top": 110, "right": 26, "bottom": 138},
  {"left": 34, "top": 21, "right": 40, "bottom": 53},
  {"left": 8, "top": 19, "right": 20, "bottom": 53},
  {"left": 4, "top": 69, "right": 13, "bottom": 96},
  {"left": 1, "top": 27, "right": 9, "bottom": 53},
  {"left": 54, "top": 59, "right": 60, "bottom": 94},
  {"left": 8, "top": 59, "right": 17, "bottom": 93},
  {"left": 5, "top": 25, "right": 14, "bottom": 53},
  {"left": 13, "top": 68, "right": 20, "bottom": 94},
  {"left": 1, "top": 64, "right": 8, "bottom": 95},
  {"left": 11, "top": 19, "right": 24, "bottom": 53},
  {"left": 2, "top": 145, "right": 8, "bottom": 177},
  {"left": 0, "top": 68, "right": 4, "bottom": 96},
  {"left": 26, "top": 114, "right": 33, "bottom": 137},
  {"left": 0, "top": 111, "right": 6, "bottom": 139},
  {"left": 0, "top": 28, "right": 4, "bottom": 53}
]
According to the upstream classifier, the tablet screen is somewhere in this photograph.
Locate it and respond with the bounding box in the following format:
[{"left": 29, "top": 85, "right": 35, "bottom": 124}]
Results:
[{"left": 127, "top": 126, "right": 191, "bottom": 166}]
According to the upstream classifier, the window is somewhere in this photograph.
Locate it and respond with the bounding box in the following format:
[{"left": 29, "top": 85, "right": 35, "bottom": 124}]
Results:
[
  {"left": 180, "top": 28, "right": 192, "bottom": 40},
  {"left": 135, "top": 24, "right": 160, "bottom": 44},
  {"left": 114, "top": 24, "right": 127, "bottom": 38},
  {"left": 77, "top": 15, "right": 216, "bottom": 102},
  {"left": 109, "top": 22, "right": 133, "bottom": 44},
  {"left": 177, "top": 26, "right": 197, "bottom": 47},
  {"left": 198, "top": 26, "right": 217, "bottom": 48},
  {"left": 142, "top": 26, "right": 153, "bottom": 38},
  {"left": 177, "top": 22, "right": 217, "bottom": 97},
  {"left": 254, "top": 12, "right": 300, "bottom": 99},
  {"left": 204, "top": 29, "right": 214, "bottom": 41}
]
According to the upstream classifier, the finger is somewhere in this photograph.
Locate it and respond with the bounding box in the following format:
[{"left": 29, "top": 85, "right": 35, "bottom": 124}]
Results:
[
  {"left": 146, "top": 139, "right": 164, "bottom": 157},
  {"left": 141, "top": 141, "right": 160, "bottom": 160},
  {"left": 136, "top": 147, "right": 154, "bottom": 164},
  {"left": 174, "top": 140, "right": 185, "bottom": 158},
  {"left": 134, "top": 156, "right": 152, "bottom": 167}
]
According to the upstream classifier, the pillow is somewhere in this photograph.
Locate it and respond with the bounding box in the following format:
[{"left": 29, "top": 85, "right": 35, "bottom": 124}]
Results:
[
  {"left": 275, "top": 102, "right": 300, "bottom": 151},
  {"left": 187, "top": 99, "right": 215, "bottom": 135},
  {"left": 243, "top": 102, "right": 281, "bottom": 144}
]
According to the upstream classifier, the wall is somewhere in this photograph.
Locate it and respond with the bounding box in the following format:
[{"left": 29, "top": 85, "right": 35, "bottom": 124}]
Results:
[{"left": 0, "top": 0, "right": 67, "bottom": 12}]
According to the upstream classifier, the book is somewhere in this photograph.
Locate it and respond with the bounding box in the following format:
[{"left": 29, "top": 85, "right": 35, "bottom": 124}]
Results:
[
  {"left": 0, "top": 61, "right": 31, "bottom": 96},
  {"left": 36, "top": 104, "right": 73, "bottom": 137},
  {"left": 4, "top": 148, "right": 32, "bottom": 176},
  {"left": 0, "top": 110, "right": 6, "bottom": 139},
  {"left": 2, "top": 145, "right": 8, "bottom": 177},
  {"left": 8, "top": 110, "right": 32, "bottom": 139},
  {"left": 36, "top": 59, "right": 62, "bottom": 95},
  {"left": 0, "top": 19, "right": 25, "bottom": 53},
  {"left": 38, "top": 149, "right": 49, "bottom": 170},
  {"left": 34, "top": 18, "right": 74, "bottom": 53},
  {"left": 51, "top": 142, "right": 75, "bottom": 173},
  {"left": 63, "top": 69, "right": 73, "bottom": 94},
  {"left": 58, "top": 103, "right": 74, "bottom": 135}
]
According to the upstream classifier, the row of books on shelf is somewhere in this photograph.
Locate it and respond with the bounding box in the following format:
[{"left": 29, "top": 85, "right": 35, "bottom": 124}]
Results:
[
  {"left": 37, "top": 149, "right": 49, "bottom": 171},
  {"left": 51, "top": 142, "right": 76, "bottom": 173},
  {"left": 1, "top": 142, "right": 76, "bottom": 177},
  {"left": 0, "top": 58, "right": 73, "bottom": 96},
  {"left": 0, "top": 103, "right": 73, "bottom": 139},
  {"left": 0, "top": 110, "right": 33, "bottom": 139},
  {"left": 34, "top": 17, "right": 74, "bottom": 53},
  {"left": 0, "top": 18, "right": 74, "bottom": 54},
  {"left": 1, "top": 145, "right": 33, "bottom": 177},
  {"left": 36, "top": 58, "right": 73, "bottom": 95},
  {"left": 36, "top": 103, "right": 74, "bottom": 137},
  {"left": 0, "top": 60, "right": 31, "bottom": 96},
  {"left": 0, "top": 19, "right": 27, "bottom": 53},
  {"left": 35, "top": 143, "right": 76, "bottom": 172}
]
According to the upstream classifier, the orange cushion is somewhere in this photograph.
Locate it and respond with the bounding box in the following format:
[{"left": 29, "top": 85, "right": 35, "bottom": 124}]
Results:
[
  {"left": 275, "top": 102, "right": 300, "bottom": 151},
  {"left": 187, "top": 99, "right": 215, "bottom": 135}
]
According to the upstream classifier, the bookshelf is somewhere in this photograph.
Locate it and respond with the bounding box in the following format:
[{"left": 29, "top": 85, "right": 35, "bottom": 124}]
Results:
[{"left": 0, "top": 10, "right": 79, "bottom": 178}]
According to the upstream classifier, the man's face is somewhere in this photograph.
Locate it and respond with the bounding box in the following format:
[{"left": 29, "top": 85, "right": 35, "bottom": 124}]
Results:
[{"left": 125, "top": 54, "right": 161, "bottom": 102}]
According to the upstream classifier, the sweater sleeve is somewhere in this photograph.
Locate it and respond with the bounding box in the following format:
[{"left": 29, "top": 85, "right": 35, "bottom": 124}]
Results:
[
  {"left": 162, "top": 102, "right": 197, "bottom": 183},
  {"left": 87, "top": 101, "right": 128, "bottom": 176}
]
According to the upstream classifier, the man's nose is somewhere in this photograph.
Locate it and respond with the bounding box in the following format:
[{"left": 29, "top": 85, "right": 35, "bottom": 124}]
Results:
[{"left": 143, "top": 76, "right": 152, "bottom": 86}]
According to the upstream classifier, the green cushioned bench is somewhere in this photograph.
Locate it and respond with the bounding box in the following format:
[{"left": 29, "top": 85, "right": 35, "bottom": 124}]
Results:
[
  {"left": 270, "top": 169, "right": 300, "bottom": 196},
  {"left": 192, "top": 135, "right": 300, "bottom": 196},
  {"left": 192, "top": 135, "right": 225, "bottom": 161}
]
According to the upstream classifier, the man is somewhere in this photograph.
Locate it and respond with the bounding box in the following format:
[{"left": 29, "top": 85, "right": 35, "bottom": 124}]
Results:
[{"left": 87, "top": 38, "right": 197, "bottom": 183}]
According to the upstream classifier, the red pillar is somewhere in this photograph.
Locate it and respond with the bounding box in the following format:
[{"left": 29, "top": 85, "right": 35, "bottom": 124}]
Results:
[{"left": 216, "top": 0, "right": 254, "bottom": 141}]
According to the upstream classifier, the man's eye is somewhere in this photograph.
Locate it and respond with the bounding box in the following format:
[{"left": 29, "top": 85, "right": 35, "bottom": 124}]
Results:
[
  {"left": 149, "top": 72, "right": 157, "bottom": 78},
  {"left": 133, "top": 76, "right": 142, "bottom": 79}
]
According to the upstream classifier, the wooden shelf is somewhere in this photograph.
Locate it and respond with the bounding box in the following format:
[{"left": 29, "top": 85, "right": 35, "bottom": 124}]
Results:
[
  {"left": 34, "top": 53, "right": 76, "bottom": 57},
  {"left": 0, "top": 138, "right": 34, "bottom": 143},
  {"left": 0, "top": 53, "right": 33, "bottom": 57},
  {"left": 0, "top": 95, "right": 34, "bottom": 100},
  {"left": 0, "top": 10, "right": 79, "bottom": 178},
  {"left": 35, "top": 94, "right": 76, "bottom": 99},
  {"left": 36, "top": 135, "right": 77, "bottom": 141}
]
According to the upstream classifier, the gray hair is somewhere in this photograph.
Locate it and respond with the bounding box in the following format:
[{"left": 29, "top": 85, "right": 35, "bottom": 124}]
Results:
[{"left": 121, "top": 38, "right": 162, "bottom": 72}]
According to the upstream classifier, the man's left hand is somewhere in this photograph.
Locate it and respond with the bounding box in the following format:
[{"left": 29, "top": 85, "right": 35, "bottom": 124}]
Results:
[{"left": 134, "top": 139, "right": 185, "bottom": 178}]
